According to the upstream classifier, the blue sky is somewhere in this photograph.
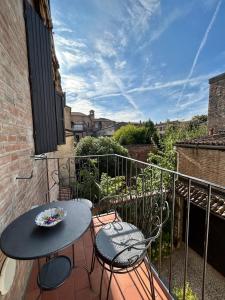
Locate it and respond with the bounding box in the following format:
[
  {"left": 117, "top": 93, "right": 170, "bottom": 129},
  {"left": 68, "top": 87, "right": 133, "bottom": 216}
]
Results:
[{"left": 51, "top": 0, "right": 225, "bottom": 122}]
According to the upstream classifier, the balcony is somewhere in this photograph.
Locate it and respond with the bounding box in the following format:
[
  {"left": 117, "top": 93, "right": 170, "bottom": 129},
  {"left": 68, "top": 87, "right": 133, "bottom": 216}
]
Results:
[{"left": 25, "top": 154, "right": 225, "bottom": 299}]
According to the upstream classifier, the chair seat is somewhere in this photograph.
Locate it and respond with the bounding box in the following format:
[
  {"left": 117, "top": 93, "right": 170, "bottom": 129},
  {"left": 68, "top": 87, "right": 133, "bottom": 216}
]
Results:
[
  {"left": 73, "top": 198, "right": 93, "bottom": 210},
  {"left": 95, "top": 222, "right": 146, "bottom": 268}
]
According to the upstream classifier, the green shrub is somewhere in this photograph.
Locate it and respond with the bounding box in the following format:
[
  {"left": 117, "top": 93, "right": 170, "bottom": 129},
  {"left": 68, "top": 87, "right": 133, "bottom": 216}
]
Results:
[
  {"left": 75, "top": 136, "right": 128, "bottom": 177},
  {"left": 113, "top": 124, "right": 147, "bottom": 145},
  {"left": 114, "top": 120, "right": 158, "bottom": 146},
  {"left": 173, "top": 283, "right": 198, "bottom": 300}
]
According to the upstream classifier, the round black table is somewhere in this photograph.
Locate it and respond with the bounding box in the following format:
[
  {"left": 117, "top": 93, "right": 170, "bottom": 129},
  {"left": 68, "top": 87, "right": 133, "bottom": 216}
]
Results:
[
  {"left": 0, "top": 201, "right": 92, "bottom": 291},
  {"left": 0, "top": 200, "right": 92, "bottom": 259}
]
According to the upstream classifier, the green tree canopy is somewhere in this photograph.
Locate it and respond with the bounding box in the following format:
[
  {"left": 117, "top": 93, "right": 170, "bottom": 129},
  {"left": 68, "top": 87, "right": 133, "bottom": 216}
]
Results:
[
  {"left": 75, "top": 136, "right": 128, "bottom": 177},
  {"left": 113, "top": 121, "right": 158, "bottom": 145}
]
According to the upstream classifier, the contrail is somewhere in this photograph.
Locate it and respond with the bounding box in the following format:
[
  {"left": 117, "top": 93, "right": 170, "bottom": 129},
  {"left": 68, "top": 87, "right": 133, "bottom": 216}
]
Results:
[{"left": 176, "top": 0, "right": 222, "bottom": 107}]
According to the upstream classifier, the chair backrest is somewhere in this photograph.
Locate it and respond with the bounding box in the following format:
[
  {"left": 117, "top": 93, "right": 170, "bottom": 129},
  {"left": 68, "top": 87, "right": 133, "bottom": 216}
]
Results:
[{"left": 95, "top": 191, "right": 169, "bottom": 240}]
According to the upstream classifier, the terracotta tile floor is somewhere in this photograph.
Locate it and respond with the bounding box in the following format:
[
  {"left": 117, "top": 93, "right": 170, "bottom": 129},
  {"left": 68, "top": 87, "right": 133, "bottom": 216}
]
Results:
[{"left": 25, "top": 213, "right": 171, "bottom": 300}]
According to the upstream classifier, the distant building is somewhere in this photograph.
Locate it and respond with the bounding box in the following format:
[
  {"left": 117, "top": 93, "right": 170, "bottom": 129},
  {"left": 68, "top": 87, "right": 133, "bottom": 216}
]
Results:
[
  {"left": 155, "top": 120, "right": 181, "bottom": 136},
  {"left": 176, "top": 72, "right": 225, "bottom": 186},
  {"left": 71, "top": 110, "right": 116, "bottom": 141}
]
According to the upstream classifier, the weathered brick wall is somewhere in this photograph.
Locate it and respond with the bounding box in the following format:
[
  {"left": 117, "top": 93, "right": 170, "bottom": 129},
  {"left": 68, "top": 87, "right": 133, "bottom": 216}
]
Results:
[
  {"left": 125, "top": 144, "right": 155, "bottom": 162},
  {"left": 0, "top": 1, "right": 58, "bottom": 299},
  {"left": 177, "top": 147, "right": 225, "bottom": 186},
  {"left": 208, "top": 73, "right": 225, "bottom": 134}
]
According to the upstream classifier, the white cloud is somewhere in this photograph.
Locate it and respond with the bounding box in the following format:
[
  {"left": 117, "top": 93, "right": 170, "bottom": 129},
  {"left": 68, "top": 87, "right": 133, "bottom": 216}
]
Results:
[
  {"left": 54, "top": 35, "right": 87, "bottom": 49},
  {"left": 126, "top": 0, "right": 160, "bottom": 33},
  {"left": 176, "top": 0, "right": 222, "bottom": 106},
  {"left": 54, "top": 34, "right": 91, "bottom": 71},
  {"left": 115, "top": 60, "right": 127, "bottom": 70},
  {"left": 62, "top": 74, "right": 90, "bottom": 93},
  {"left": 95, "top": 39, "right": 117, "bottom": 57}
]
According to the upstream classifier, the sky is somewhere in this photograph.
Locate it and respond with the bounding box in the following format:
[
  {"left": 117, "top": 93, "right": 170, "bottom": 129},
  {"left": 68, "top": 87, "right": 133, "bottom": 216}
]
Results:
[{"left": 51, "top": 0, "right": 225, "bottom": 123}]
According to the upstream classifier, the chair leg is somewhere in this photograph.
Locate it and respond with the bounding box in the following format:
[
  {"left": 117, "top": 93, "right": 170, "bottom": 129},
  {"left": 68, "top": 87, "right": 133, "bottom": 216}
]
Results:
[
  {"left": 106, "top": 269, "right": 113, "bottom": 300},
  {"left": 90, "top": 247, "right": 96, "bottom": 273},
  {"left": 72, "top": 244, "right": 75, "bottom": 268},
  {"left": 99, "top": 263, "right": 105, "bottom": 300},
  {"left": 144, "top": 257, "right": 156, "bottom": 300},
  {"left": 36, "top": 289, "right": 42, "bottom": 300},
  {"left": 90, "top": 220, "right": 95, "bottom": 242}
]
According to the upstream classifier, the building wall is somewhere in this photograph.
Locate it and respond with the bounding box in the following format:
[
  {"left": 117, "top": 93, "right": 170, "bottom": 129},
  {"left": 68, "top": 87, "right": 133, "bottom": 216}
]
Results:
[
  {"left": 125, "top": 144, "right": 155, "bottom": 162},
  {"left": 0, "top": 1, "right": 58, "bottom": 299},
  {"left": 177, "top": 147, "right": 225, "bottom": 186},
  {"left": 208, "top": 73, "right": 225, "bottom": 134},
  {"left": 64, "top": 106, "right": 72, "bottom": 130}
]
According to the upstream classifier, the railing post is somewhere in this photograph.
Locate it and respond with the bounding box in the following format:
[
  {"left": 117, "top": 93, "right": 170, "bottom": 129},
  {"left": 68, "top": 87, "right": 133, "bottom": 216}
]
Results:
[
  {"left": 158, "top": 170, "right": 163, "bottom": 276},
  {"left": 45, "top": 157, "right": 50, "bottom": 203},
  {"left": 202, "top": 184, "right": 211, "bottom": 300},
  {"left": 183, "top": 178, "right": 191, "bottom": 300},
  {"left": 135, "top": 163, "right": 138, "bottom": 227},
  {"left": 106, "top": 155, "right": 109, "bottom": 196},
  {"left": 169, "top": 173, "right": 176, "bottom": 293}
]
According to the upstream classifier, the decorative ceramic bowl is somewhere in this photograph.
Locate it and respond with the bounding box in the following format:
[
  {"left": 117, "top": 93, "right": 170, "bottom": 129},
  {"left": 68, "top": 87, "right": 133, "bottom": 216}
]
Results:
[{"left": 35, "top": 207, "right": 67, "bottom": 227}]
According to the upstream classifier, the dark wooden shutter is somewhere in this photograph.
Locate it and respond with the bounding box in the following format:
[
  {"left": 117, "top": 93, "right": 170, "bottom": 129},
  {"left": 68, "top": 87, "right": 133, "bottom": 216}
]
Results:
[
  {"left": 24, "top": 1, "right": 57, "bottom": 154},
  {"left": 55, "top": 92, "right": 65, "bottom": 145}
]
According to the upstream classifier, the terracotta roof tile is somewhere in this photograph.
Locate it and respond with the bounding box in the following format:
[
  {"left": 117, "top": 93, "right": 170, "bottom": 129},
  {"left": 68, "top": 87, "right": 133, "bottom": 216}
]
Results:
[
  {"left": 176, "top": 182, "right": 225, "bottom": 218},
  {"left": 176, "top": 134, "right": 225, "bottom": 147}
]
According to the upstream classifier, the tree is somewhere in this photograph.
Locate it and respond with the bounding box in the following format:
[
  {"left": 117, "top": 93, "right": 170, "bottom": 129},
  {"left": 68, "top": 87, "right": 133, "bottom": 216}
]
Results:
[
  {"left": 113, "top": 121, "right": 158, "bottom": 145},
  {"left": 75, "top": 136, "right": 128, "bottom": 177}
]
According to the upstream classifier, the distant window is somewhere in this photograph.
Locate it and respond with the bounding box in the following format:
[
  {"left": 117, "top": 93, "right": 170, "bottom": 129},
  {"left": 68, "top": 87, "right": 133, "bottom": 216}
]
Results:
[{"left": 73, "top": 124, "right": 84, "bottom": 131}]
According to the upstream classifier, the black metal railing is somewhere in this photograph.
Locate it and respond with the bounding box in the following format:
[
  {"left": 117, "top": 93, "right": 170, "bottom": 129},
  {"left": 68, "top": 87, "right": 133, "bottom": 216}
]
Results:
[{"left": 42, "top": 154, "right": 225, "bottom": 300}]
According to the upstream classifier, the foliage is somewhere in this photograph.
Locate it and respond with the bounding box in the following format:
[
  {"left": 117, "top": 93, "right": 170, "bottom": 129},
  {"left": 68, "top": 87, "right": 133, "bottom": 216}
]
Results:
[
  {"left": 100, "top": 173, "right": 126, "bottom": 197},
  {"left": 148, "top": 122, "right": 207, "bottom": 171},
  {"left": 71, "top": 159, "right": 100, "bottom": 202},
  {"left": 75, "top": 136, "right": 128, "bottom": 177},
  {"left": 191, "top": 114, "right": 207, "bottom": 123},
  {"left": 173, "top": 283, "right": 198, "bottom": 300},
  {"left": 75, "top": 136, "right": 128, "bottom": 157},
  {"left": 113, "top": 121, "right": 158, "bottom": 145}
]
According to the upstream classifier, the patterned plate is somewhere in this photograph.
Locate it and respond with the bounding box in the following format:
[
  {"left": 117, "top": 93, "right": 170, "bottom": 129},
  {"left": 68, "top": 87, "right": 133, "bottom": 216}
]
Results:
[{"left": 35, "top": 207, "right": 67, "bottom": 227}]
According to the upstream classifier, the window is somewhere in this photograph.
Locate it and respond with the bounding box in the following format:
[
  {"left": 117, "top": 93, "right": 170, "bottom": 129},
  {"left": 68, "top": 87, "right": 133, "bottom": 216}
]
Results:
[{"left": 24, "top": 1, "right": 65, "bottom": 154}]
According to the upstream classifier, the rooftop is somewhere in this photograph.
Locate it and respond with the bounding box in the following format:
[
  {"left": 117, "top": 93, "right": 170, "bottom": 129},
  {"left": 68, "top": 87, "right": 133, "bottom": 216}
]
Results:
[
  {"left": 176, "top": 182, "right": 225, "bottom": 218},
  {"left": 175, "top": 134, "right": 225, "bottom": 148}
]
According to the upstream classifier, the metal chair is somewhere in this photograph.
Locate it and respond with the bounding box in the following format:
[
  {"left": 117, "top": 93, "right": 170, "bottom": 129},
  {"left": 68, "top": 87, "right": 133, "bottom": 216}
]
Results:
[{"left": 91, "top": 195, "right": 169, "bottom": 300}]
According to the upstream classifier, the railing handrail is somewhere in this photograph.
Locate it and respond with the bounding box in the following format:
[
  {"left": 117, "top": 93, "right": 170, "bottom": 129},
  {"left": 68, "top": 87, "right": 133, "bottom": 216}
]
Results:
[{"left": 38, "top": 154, "right": 225, "bottom": 191}]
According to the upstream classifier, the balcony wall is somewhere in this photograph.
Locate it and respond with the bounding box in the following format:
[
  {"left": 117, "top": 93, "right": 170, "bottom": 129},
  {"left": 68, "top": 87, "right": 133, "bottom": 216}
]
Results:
[{"left": 0, "top": 1, "right": 59, "bottom": 298}]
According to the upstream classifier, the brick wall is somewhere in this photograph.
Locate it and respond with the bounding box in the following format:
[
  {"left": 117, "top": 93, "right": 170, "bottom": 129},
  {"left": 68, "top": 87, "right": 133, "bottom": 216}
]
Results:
[
  {"left": 125, "top": 144, "right": 155, "bottom": 162},
  {"left": 0, "top": 1, "right": 58, "bottom": 299},
  {"left": 208, "top": 73, "right": 225, "bottom": 134},
  {"left": 177, "top": 147, "right": 225, "bottom": 186}
]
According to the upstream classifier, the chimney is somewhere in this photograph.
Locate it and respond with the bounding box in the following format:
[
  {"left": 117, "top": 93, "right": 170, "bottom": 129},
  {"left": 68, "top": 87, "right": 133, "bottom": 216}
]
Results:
[{"left": 208, "top": 72, "right": 225, "bottom": 134}]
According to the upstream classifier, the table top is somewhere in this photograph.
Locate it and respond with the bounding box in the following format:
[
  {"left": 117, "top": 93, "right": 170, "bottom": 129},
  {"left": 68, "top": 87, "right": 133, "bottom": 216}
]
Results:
[{"left": 0, "top": 201, "right": 92, "bottom": 260}]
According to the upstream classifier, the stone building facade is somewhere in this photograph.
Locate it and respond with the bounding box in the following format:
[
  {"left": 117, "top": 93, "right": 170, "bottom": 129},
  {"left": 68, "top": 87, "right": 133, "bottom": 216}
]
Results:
[
  {"left": 0, "top": 1, "right": 66, "bottom": 299},
  {"left": 208, "top": 72, "right": 225, "bottom": 134},
  {"left": 71, "top": 110, "right": 116, "bottom": 140}
]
